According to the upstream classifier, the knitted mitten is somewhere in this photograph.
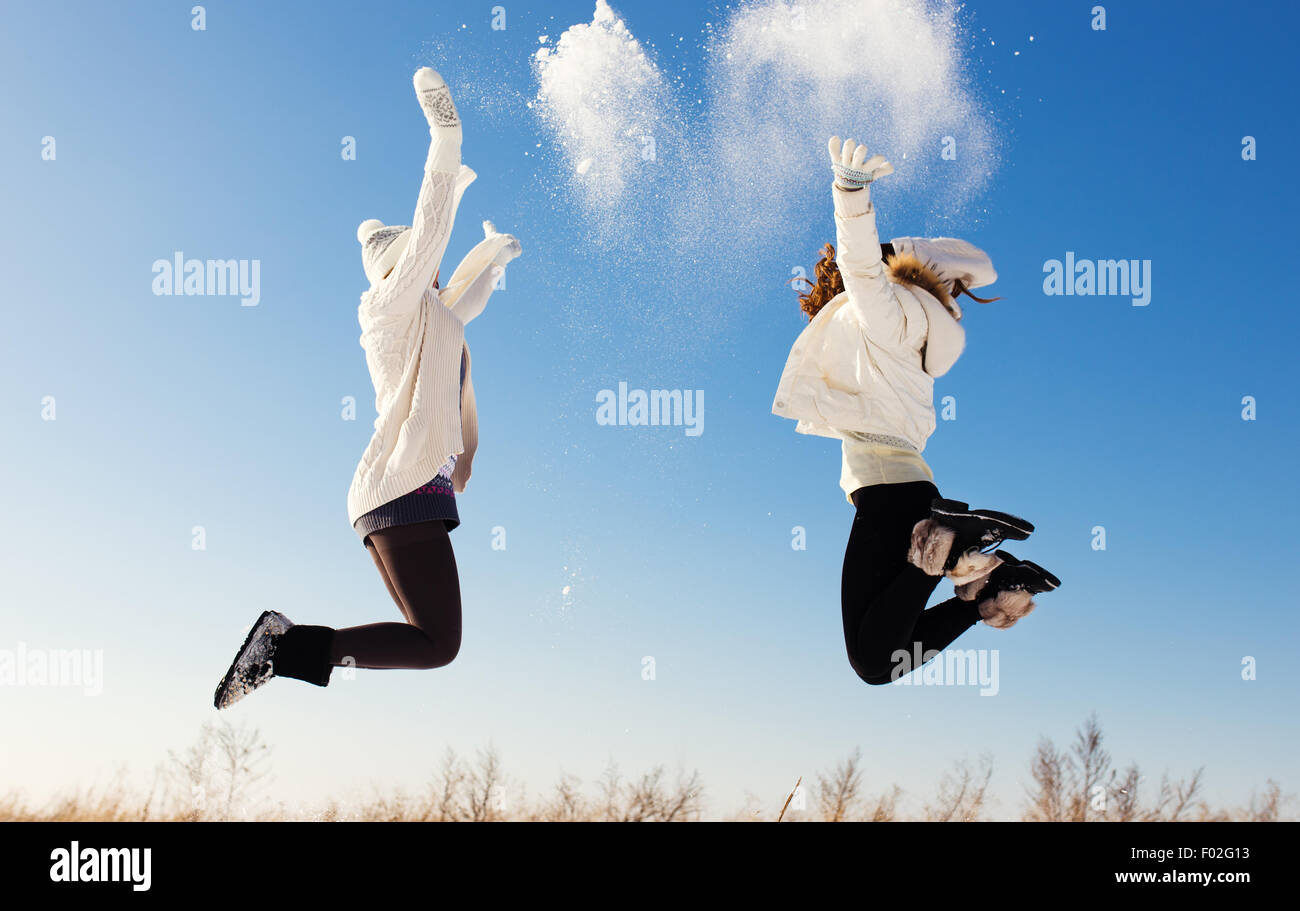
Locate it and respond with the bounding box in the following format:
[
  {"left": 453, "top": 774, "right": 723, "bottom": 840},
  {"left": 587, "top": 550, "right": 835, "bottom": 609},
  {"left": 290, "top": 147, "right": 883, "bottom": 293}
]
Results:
[
  {"left": 483, "top": 220, "right": 522, "bottom": 267},
  {"left": 828, "top": 135, "right": 894, "bottom": 191},
  {"left": 414, "top": 67, "right": 462, "bottom": 173}
]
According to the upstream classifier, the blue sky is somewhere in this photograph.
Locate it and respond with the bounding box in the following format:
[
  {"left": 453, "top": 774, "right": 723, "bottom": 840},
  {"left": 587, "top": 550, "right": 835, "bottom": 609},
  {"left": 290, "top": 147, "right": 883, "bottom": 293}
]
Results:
[{"left": 1, "top": 0, "right": 1296, "bottom": 819}]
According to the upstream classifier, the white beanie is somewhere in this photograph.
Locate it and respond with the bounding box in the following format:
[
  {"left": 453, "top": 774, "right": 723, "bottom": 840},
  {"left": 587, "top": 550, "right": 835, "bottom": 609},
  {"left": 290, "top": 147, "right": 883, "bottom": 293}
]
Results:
[
  {"left": 357, "top": 164, "right": 480, "bottom": 286},
  {"left": 357, "top": 220, "right": 411, "bottom": 286}
]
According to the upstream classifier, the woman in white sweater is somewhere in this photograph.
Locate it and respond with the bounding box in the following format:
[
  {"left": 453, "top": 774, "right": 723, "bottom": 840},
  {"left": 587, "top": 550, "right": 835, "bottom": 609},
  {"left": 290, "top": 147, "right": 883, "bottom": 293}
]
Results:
[
  {"left": 773, "top": 136, "right": 1060, "bottom": 686},
  {"left": 214, "top": 67, "right": 521, "bottom": 708}
]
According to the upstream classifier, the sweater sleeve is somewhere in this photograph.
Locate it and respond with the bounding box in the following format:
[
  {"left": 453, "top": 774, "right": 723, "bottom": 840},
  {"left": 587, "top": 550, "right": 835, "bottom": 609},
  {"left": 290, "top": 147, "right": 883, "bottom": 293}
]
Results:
[
  {"left": 439, "top": 230, "right": 518, "bottom": 326},
  {"left": 445, "top": 263, "right": 504, "bottom": 326},
  {"left": 833, "top": 184, "right": 906, "bottom": 346},
  {"left": 360, "top": 134, "right": 462, "bottom": 328}
]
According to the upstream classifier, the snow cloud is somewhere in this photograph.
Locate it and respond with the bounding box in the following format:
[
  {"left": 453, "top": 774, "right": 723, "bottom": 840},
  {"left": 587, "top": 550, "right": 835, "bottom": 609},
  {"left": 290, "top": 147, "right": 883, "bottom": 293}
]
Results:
[{"left": 531, "top": 0, "right": 998, "bottom": 253}]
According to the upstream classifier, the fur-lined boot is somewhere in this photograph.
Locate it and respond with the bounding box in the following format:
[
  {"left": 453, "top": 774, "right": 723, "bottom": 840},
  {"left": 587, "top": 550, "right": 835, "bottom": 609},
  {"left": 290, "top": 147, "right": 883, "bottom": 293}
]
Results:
[
  {"left": 908, "top": 498, "right": 1034, "bottom": 580},
  {"left": 955, "top": 550, "right": 1061, "bottom": 629},
  {"left": 213, "top": 611, "right": 335, "bottom": 709}
]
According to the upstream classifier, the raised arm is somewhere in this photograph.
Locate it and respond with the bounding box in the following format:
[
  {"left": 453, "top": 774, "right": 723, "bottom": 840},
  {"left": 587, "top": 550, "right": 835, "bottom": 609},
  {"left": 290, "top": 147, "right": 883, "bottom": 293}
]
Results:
[
  {"left": 440, "top": 221, "right": 523, "bottom": 326},
  {"left": 827, "top": 136, "right": 906, "bottom": 345},
  {"left": 362, "top": 68, "right": 463, "bottom": 325}
]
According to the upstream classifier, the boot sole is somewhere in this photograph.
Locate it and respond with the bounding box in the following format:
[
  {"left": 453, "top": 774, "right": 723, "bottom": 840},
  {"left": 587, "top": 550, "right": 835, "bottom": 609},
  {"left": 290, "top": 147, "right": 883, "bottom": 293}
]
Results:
[
  {"left": 993, "top": 550, "right": 1061, "bottom": 591},
  {"left": 931, "top": 498, "right": 1035, "bottom": 539},
  {"left": 213, "top": 610, "right": 279, "bottom": 709}
]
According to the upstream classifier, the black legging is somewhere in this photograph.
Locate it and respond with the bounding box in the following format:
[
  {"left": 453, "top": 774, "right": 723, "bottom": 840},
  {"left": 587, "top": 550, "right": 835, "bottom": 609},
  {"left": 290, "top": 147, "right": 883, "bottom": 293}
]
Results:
[
  {"left": 329, "top": 520, "right": 462, "bottom": 669},
  {"left": 842, "top": 480, "right": 981, "bottom": 685}
]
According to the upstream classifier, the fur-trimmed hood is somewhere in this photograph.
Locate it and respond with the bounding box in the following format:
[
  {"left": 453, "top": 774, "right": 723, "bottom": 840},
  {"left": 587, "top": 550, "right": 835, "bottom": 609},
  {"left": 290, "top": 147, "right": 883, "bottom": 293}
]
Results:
[
  {"left": 887, "top": 251, "right": 962, "bottom": 320},
  {"left": 883, "top": 251, "right": 966, "bottom": 379},
  {"left": 885, "top": 235, "right": 999, "bottom": 377}
]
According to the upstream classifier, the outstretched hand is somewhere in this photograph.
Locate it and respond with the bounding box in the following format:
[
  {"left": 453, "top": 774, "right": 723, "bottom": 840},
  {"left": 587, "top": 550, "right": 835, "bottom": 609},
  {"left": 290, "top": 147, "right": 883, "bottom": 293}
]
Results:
[
  {"left": 483, "top": 220, "right": 522, "bottom": 267},
  {"left": 828, "top": 136, "right": 893, "bottom": 190}
]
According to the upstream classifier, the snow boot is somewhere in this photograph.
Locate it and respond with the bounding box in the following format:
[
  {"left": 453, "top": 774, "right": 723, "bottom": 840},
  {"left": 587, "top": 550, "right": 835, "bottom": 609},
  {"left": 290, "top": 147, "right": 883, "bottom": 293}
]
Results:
[
  {"left": 213, "top": 611, "right": 334, "bottom": 709},
  {"left": 272, "top": 624, "right": 336, "bottom": 687},
  {"left": 908, "top": 498, "right": 1034, "bottom": 582},
  {"left": 955, "top": 550, "right": 1061, "bottom": 629}
]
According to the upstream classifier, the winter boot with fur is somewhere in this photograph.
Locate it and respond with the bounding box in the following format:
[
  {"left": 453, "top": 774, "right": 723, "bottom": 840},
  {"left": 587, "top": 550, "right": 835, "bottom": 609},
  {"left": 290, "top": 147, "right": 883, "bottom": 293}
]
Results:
[
  {"left": 955, "top": 550, "right": 1061, "bottom": 629},
  {"left": 213, "top": 610, "right": 335, "bottom": 709},
  {"left": 908, "top": 498, "right": 1034, "bottom": 584}
]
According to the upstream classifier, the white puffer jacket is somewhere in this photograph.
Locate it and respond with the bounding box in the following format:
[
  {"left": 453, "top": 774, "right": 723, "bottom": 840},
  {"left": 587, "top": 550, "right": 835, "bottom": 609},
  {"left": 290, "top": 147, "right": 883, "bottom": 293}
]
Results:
[{"left": 771, "top": 183, "right": 996, "bottom": 453}]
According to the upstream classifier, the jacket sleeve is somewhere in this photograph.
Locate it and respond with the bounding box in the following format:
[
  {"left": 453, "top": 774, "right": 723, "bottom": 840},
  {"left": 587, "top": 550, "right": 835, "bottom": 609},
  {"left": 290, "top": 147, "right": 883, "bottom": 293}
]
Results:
[
  {"left": 833, "top": 184, "right": 907, "bottom": 346},
  {"left": 889, "top": 235, "right": 997, "bottom": 289},
  {"left": 359, "top": 134, "right": 461, "bottom": 329}
]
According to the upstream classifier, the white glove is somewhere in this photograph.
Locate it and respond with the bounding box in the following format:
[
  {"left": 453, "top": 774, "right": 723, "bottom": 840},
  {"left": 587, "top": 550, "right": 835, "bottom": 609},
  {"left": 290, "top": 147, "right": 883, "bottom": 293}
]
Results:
[
  {"left": 414, "top": 67, "right": 462, "bottom": 137},
  {"left": 828, "top": 136, "right": 893, "bottom": 190},
  {"left": 483, "top": 220, "right": 522, "bottom": 267},
  {"left": 415, "top": 67, "right": 461, "bottom": 174}
]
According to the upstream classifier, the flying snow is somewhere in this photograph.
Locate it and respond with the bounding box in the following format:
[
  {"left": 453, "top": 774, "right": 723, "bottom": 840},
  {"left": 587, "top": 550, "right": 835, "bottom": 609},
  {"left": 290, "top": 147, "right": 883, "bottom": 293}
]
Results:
[{"left": 531, "top": 0, "right": 999, "bottom": 256}]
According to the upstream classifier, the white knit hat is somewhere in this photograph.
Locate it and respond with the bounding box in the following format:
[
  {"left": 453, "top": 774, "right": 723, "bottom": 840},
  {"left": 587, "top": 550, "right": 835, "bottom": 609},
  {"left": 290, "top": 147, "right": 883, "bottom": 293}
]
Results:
[
  {"left": 357, "top": 220, "right": 411, "bottom": 286},
  {"left": 357, "top": 165, "right": 480, "bottom": 286}
]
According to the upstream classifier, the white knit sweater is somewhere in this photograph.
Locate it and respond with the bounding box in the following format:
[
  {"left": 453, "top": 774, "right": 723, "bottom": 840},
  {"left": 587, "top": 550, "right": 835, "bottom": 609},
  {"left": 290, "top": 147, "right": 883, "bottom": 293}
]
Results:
[{"left": 345, "top": 133, "right": 516, "bottom": 527}]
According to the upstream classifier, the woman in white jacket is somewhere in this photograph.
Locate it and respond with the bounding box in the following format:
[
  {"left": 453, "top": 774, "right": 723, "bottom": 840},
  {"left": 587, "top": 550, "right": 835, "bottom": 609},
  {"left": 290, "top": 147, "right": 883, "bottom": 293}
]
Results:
[
  {"left": 773, "top": 136, "right": 1060, "bottom": 686},
  {"left": 214, "top": 67, "right": 521, "bottom": 708}
]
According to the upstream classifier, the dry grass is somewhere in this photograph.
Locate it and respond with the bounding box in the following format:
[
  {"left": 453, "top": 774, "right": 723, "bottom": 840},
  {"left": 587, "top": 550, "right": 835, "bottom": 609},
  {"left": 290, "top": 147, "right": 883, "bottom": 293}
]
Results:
[{"left": 2, "top": 714, "right": 1291, "bottom": 822}]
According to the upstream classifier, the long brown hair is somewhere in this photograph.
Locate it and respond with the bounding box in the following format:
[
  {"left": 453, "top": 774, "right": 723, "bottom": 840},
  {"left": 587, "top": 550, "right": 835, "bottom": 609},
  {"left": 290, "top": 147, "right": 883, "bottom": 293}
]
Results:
[{"left": 792, "top": 243, "right": 844, "bottom": 321}]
